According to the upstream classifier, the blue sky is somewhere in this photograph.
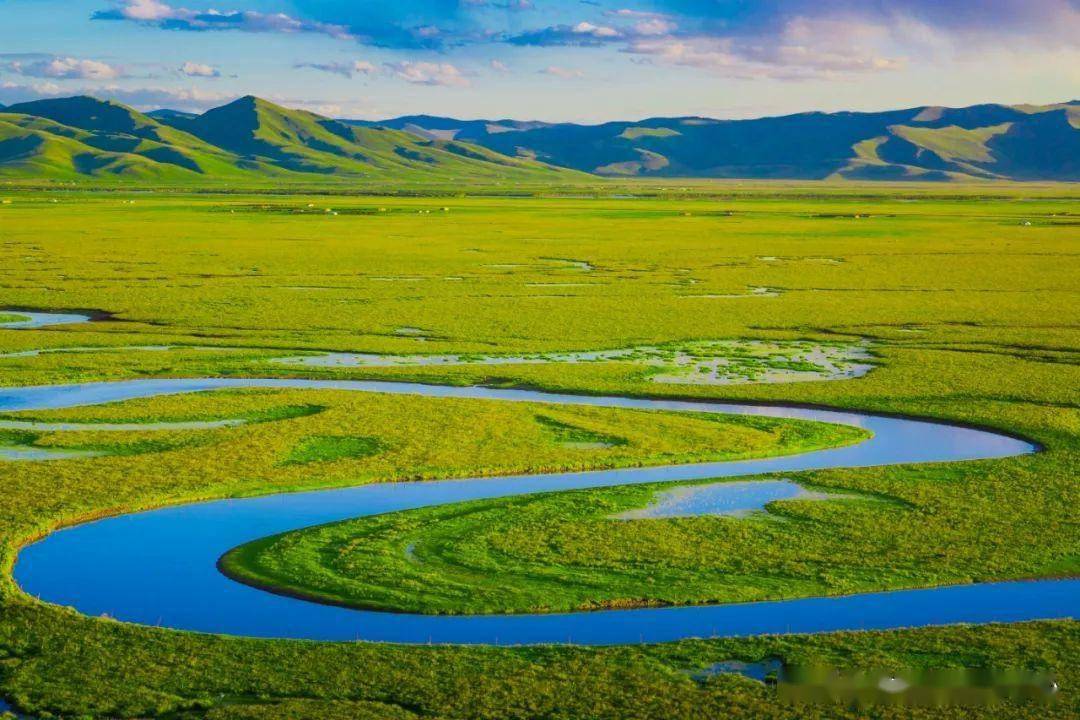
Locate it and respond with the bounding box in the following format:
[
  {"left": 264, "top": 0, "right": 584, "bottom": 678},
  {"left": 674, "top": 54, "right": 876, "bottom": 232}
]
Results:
[{"left": 1, "top": 0, "right": 1077, "bottom": 121}]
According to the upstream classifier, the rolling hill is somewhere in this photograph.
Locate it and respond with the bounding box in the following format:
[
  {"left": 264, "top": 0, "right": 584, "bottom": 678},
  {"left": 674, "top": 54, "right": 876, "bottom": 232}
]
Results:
[
  {"left": 0, "top": 95, "right": 582, "bottom": 183},
  {"left": 347, "top": 101, "right": 1080, "bottom": 181}
]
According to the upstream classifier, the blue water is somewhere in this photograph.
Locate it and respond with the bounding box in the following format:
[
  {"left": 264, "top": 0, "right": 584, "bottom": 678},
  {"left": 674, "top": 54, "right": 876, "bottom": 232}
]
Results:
[
  {"left": 617, "top": 479, "right": 837, "bottom": 518},
  {"left": 0, "top": 311, "right": 93, "bottom": 329},
  {"left": 8, "top": 378, "right": 1070, "bottom": 645},
  {"left": 692, "top": 659, "right": 783, "bottom": 682}
]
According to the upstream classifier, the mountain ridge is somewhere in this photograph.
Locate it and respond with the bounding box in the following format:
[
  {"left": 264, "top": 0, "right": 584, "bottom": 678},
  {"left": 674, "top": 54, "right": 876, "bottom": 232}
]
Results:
[{"left": 1, "top": 95, "right": 1077, "bottom": 182}]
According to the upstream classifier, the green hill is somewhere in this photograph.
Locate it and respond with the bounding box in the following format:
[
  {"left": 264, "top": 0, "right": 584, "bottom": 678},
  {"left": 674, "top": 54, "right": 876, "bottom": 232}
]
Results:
[
  {"left": 0, "top": 95, "right": 584, "bottom": 183},
  {"left": 1, "top": 97, "right": 275, "bottom": 181}
]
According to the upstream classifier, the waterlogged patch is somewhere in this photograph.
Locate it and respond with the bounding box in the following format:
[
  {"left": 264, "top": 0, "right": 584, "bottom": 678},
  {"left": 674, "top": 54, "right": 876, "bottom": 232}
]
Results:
[
  {"left": 273, "top": 339, "right": 875, "bottom": 386},
  {"left": 0, "top": 444, "right": 103, "bottom": 461},
  {"left": 392, "top": 326, "right": 430, "bottom": 339},
  {"left": 615, "top": 479, "right": 847, "bottom": 519},
  {"left": 0, "top": 310, "right": 93, "bottom": 329},
  {"left": 0, "top": 428, "right": 210, "bottom": 462},
  {"left": 484, "top": 257, "right": 595, "bottom": 273},
  {"left": 690, "top": 658, "right": 784, "bottom": 683},
  {"left": 678, "top": 286, "right": 781, "bottom": 299}
]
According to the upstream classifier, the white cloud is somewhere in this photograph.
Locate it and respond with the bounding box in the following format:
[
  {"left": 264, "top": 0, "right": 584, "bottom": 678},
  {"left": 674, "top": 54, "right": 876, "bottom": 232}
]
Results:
[
  {"left": 95, "top": 1, "right": 354, "bottom": 40},
  {"left": 633, "top": 18, "right": 677, "bottom": 36},
  {"left": 5, "top": 56, "right": 125, "bottom": 80},
  {"left": 572, "top": 21, "right": 620, "bottom": 38},
  {"left": 0, "top": 81, "right": 232, "bottom": 111},
  {"left": 0, "top": 81, "right": 388, "bottom": 118},
  {"left": 295, "top": 60, "right": 378, "bottom": 79},
  {"left": 385, "top": 61, "right": 470, "bottom": 87},
  {"left": 539, "top": 65, "right": 585, "bottom": 79},
  {"left": 623, "top": 18, "right": 906, "bottom": 80},
  {"left": 291, "top": 102, "right": 344, "bottom": 117},
  {"left": 179, "top": 61, "right": 220, "bottom": 78},
  {"left": 609, "top": 9, "right": 668, "bottom": 19},
  {"left": 464, "top": 0, "right": 534, "bottom": 8},
  {"left": 0, "top": 81, "right": 66, "bottom": 101},
  {"left": 489, "top": 59, "right": 510, "bottom": 73},
  {"left": 114, "top": 0, "right": 173, "bottom": 20}
]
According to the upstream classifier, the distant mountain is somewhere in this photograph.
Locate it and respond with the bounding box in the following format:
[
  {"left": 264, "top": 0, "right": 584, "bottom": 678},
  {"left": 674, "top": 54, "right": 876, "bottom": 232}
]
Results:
[
  {"left": 347, "top": 115, "right": 557, "bottom": 142},
  {"left": 0, "top": 95, "right": 583, "bottom": 183},
  {"left": 146, "top": 108, "right": 198, "bottom": 122},
  {"left": 348, "top": 101, "right": 1080, "bottom": 181}
]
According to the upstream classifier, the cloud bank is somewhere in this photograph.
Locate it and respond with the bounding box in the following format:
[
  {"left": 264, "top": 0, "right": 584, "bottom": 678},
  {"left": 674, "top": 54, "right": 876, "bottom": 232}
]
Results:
[{"left": 93, "top": 0, "right": 354, "bottom": 40}]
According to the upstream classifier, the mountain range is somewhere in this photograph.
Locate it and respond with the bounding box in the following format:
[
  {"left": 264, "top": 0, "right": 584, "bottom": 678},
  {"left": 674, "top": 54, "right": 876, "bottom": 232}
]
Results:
[
  {"left": 1, "top": 95, "right": 1077, "bottom": 183},
  {"left": 348, "top": 102, "right": 1080, "bottom": 182}
]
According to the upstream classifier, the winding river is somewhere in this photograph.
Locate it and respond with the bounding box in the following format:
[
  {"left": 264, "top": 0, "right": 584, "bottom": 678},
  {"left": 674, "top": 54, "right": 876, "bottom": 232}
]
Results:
[{"left": 7, "top": 376, "right": 1075, "bottom": 645}]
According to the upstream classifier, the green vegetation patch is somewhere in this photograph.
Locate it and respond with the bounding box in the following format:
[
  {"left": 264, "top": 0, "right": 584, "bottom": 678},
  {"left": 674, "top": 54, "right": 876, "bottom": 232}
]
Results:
[
  {"left": 284, "top": 435, "right": 385, "bottom": 465},
  {"left": 890, "top": 123, "right": 1012, "bottom": 163},
  {"left": 619, "top": 127, "right": 682, "bottom": 140},
  {"left": 534, "top": 414, "right": 627, "bottom": 449}
]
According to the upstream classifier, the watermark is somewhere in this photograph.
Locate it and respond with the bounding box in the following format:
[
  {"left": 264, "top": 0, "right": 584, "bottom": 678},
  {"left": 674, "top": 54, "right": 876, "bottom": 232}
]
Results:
[{"left": 778, "top": 665, "right": 1058, "bottom": 707}]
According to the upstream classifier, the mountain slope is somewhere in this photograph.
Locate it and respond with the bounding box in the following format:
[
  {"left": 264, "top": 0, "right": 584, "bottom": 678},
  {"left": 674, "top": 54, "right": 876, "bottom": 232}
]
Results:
[
  {"left": 0, "top": 95, "right": 583, "bottom": 183},
  {"left": 1, "top": 97, "right": 280, "bottom": 180},
  {"left": 155, "top": 96, "right": 580, "bottom": 181},
  {"left": 0, "top": 112, "right": 216, "bottom": 181},
  {"left": 350, "top": 101, "right": 1080, "bottom": 181}
]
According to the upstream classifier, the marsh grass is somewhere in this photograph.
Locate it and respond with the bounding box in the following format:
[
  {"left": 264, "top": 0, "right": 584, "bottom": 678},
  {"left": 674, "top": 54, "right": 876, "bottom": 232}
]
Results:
[{"left": 283, "top": 435, "right": 385, "bottom": 465}]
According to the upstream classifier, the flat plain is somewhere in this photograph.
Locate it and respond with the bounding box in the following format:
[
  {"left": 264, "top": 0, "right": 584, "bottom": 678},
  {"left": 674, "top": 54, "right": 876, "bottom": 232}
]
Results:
[{"left": 0, "top": 183, "right": 1078, "bottom": 719}]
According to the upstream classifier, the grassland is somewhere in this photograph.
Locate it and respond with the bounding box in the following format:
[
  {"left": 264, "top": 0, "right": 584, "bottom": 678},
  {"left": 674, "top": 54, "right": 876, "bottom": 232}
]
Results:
[{"left": 0, "top": 184, "right": 1077, "bottom": 718}]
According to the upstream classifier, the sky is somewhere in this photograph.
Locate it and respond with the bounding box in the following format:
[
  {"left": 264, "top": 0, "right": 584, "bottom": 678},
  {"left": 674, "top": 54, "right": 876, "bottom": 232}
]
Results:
[{"left": 0, "top": 0, "right": 1078, "bottom": 122}]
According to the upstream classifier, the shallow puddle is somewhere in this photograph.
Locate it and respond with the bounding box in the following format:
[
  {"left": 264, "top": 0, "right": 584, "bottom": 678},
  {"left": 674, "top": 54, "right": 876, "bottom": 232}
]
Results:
[
  {"left": 0, "top": 446, "right": 102, "bottom": 461},
  {"left": 615, "top": 480, "right": 841, "bottom": 519},
  {"left": 691, "top": 658, "right": 784, "bottom": 683}
]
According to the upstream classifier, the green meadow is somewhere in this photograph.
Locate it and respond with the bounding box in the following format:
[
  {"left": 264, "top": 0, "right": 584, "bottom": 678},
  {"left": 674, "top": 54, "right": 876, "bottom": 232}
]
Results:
[{"left": 0, "top": 184, "right": 1077, "bottom": 718}]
